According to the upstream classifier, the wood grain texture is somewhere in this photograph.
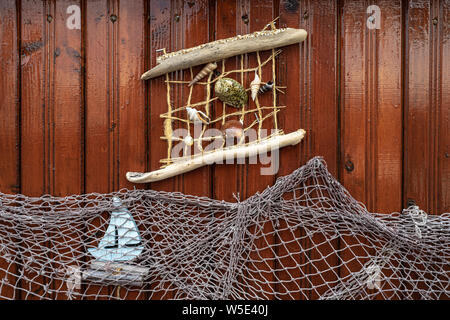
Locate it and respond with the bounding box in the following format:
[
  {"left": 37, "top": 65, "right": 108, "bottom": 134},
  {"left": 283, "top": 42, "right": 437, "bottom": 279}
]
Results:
[
  {"left": 305, "top": 0, "right": 339, "bottom": 299},
  {"left": 19, "top": 0, "right": 49, "bottom": 300},
  {"left": 84, "top": 0, "right": 113, "bottom": 300},
  {"left": 277, "top": 0, "right": 305, "bottom": 300},
  {"left": 0, "top": 0, "right": 448, "bottom": 300},
  {"left": 114, "top": 0, "right": 147, "bottom": 300},
  {"left": 212, "top": 0, "right": 243, "bottom": 204},
  {"left": 0, "top": 0, "right": 19, "bottom": 300},
  {"left": 244, "top": 0, "right": 277, "bottom": 299},
  {"left": 50, "top": 0, "right": 84, "bottom": 300},
  {"left": 405, "top": 0, "right": 449, "bottom": 215},
  {"left": 147, "top": 0, "right": 177, "bottom": 299},
  {"left": 441, "top": 0, "right": 450, "bottom": 214}
]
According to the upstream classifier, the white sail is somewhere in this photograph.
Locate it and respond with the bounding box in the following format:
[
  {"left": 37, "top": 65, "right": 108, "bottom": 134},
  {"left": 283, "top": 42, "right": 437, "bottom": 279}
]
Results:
[{"left": 88, "top": 197, "right": 144, "bottom": 262}]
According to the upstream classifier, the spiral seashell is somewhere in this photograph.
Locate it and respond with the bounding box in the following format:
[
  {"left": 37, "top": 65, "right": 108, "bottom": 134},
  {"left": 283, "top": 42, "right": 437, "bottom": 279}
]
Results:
[
  {"left": 214, "top": 78, "right": 247, "bottom": 108},
  {"left": 188, "top": 62, "right": 217, "bottom": 87},
  {"left": 258, "top": 81, "right": 274, "bottom": 95},
  {"left": 250, "top": 71, "right": 261, "bottom": 101}
]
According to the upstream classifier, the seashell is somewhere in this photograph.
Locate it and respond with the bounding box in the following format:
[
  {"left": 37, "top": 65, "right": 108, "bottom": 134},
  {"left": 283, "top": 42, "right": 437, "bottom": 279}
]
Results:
[
  {"left": 214, "top": 78, "right": 248, "bottom": 108},
  {"left": 250, "top": 71, "right": 261, "bottom": 101},
  {"left": 221, "top": 119, "right": 244, "bottom": 141},
  {"left": 258, "top": 81, "right": 274, "bottom": 95},
  {"left": 188, "top": 62, "right": 217, "bottom": 87},
  {"left": 186, "top": 107, "right": 210, "bottom": 124}
]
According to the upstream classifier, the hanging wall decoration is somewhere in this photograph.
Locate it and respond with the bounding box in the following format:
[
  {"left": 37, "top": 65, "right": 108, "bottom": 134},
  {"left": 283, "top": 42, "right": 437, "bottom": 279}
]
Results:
[
  {"left": 83, "top": 197, "right": 148, "bottom": 286},
  {"left": 126, "top": 19, "right": 308, "bottom": 183}
]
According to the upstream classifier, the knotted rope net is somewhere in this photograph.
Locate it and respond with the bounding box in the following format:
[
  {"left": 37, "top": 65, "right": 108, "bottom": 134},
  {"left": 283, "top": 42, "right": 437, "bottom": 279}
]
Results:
[{"left": 0, "top": 157, "right": 448, "bottom": 300}]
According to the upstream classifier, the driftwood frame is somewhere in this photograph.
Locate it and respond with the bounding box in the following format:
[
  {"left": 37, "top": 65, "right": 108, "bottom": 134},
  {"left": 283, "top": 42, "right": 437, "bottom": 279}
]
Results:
[{"left": 127, "top": 24, "right": 308, "bottom": 184}]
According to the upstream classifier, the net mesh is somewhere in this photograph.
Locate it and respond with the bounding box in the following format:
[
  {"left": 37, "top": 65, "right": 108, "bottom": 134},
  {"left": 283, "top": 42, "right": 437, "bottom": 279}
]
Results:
[{"left": 0, "top": 157, "right": 448, "bottom": 300}]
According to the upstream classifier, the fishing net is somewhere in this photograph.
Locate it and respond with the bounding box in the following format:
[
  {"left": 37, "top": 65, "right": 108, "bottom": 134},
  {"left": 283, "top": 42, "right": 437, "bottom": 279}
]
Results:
[{"left": 0, "top": 157, "right": 448, "bottom": 300}]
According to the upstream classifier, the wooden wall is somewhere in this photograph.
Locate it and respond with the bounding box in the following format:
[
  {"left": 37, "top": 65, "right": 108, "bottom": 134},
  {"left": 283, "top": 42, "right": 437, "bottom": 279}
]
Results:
[{"left": 0, "top": 0, "right": 449, "bottom": 299}]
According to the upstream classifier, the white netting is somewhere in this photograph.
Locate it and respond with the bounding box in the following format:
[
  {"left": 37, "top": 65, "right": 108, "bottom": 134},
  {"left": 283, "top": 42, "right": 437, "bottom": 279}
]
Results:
[{"left": 0, "top": 157, "right": 448, "bottom": 300}]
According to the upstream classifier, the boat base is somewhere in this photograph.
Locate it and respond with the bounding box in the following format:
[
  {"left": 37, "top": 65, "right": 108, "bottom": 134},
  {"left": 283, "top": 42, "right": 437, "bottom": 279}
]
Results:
[{"left": 82, "top": 261, "right": 149, "bottom": 287}]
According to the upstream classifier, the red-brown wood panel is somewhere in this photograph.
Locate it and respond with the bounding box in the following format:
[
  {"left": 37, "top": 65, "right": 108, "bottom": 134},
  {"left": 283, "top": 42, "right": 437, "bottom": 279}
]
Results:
[
  {"left": 403, "top": 0, "right": 450, "bottom": 299},
  {"left": 0, "top": 0, "right": 19, "bottom": 300},
  {"left": 84, "top": 0, "right": 113, "bottom": 300},
  {"left": 21, "top": 0, "right": 45, "bottom": 195},
  {"left": 340, "top": 0, "right": 403, "bottom": 213},
  {"left": 212, "top": 0, "right": 244, "bottom": 204},
  {"left": 180, "top": 0, "right": 211, "bottom": 198},
  {"left": 0, "top": 0, "right": 449, "bottom": 300},
  {"left": 52, "top": 0, "right": 83, "bottom": 197},
  {"left": 19, "top": 0, "right": 50, "bottom": 300},
  {"left": 441, "top": 0, "right": 450, "bottom": 214},
  {"left": 244, "top": 0, "right": 277, "bottom": 299},
  {"left": 305, "top": 0, "right": 339, "bottom": 299},
  {"left": 148, "top": 0, "right": 174, "bottom": 195},
  {"left": 277, "top": 0, "right": 305, "bottom": 300},
  {"left": 405, "top": 0, "right": 449, "bottom": 215},
  {"left": 148, "top": 0, "right": 175, "bottom": 299},
  {"left": 50, "top": 0, "right": 84, "bottom": 300},
  {"left": 277, "top": 0, "right": 340, "bottom": 300},
  {"left": 85, "top": 0, "right": 113, "bottom": 194},
  {"left": 340, "top": 0, "right": 403, "bottom": 299},
  {"left": 115, "top": 0, "right": 147, "bottom": 299}
]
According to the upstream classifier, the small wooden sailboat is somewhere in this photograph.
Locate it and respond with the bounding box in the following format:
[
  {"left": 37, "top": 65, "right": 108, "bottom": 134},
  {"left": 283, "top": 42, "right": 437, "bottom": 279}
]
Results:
[
  {"left": 88, "top": 197, "right": 144, "bottom": 262},
  {"left": 83, "top": 197, "right": 148, "bottom": 286}
]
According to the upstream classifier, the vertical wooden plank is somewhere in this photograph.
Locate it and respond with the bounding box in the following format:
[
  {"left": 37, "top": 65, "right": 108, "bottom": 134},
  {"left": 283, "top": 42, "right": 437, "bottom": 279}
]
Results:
[
  {"left": 0, "top": 0, "right": 20, "bottom": 300},
  {"left": 213, "top": 0, "right": 244, "bottom": 204},
  {"left": 340, "top": 0, "right": 403, "bottom": 299},
  {"left": 21, "top": 0, "right": 45, "bottom": 196},
  {"left": 50, "top": 0, "right": 84, "bottom": 300},
  {"left": 19, "top": 0, "right": 51, "bottom": 300},
  {"left": 212, "top": 0, "right": 249, "bottom": 298},
  {"left": 84, "top": 0, "right": 113, "bottom": 299},
  {"left": 52, "top": 0, "right": 83, "bottom": 197},
  {"left": 277, "top": 0, "right": 340, "bottom": 300},
  {"left": 441, "top": 0, "right": 450, "bottom": 214},
  {"left": 85, "top": 0, "right": 113, "bottom": 194},
  {"left": 180, "top": 0, "right": 211, "bottom": 198},
  {"left": 148, "top": 0, "right": 174, "bottom": 300},
  {"left": 405, "top": 0, "right": 448, "bottom": 215},
  {"left": 116, "top": 0, "right": 147, "bottom": 189},
  {"left": 374, "top": 0, "right": 403, "bottom": 214},
  {"left": 404, "top": 0, "right": 447, "bottom": 299},
  {"left": 404, "top": 0, "right": 431, "bottom": 212},
  {"left": 306, "top": 0, "right": 340, "bottom": 299},
  {"left": 277, "top": 0, "right": 305, "bottom": 300},
  {"left": 339, "top": 0, "right": 372, "bottom": 298},
  {"left": 340, "top": 0, "right": 368, "bottom": 211},
  {"left": 371, "top": 0, "right": 403, "bottom": 299},
  {"left": 115, "top": 0, "right": 147, "bottom": 300},
  {"left": 243, "top": 0, "right": 277, "bottom": 300}
]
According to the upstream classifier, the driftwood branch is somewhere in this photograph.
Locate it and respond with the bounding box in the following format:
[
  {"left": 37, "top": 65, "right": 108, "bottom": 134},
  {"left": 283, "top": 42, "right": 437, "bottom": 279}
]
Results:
[
  {"left": 141, "top": 28, "right": 307, "bottom": 80},
  {"left": 126, "top": 129, "right": 306, "bottom": 183}
]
